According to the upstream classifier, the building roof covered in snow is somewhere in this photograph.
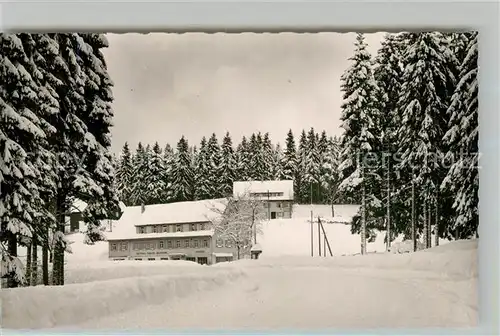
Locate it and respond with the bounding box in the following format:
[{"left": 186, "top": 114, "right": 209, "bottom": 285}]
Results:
[
  {"left": 233, "top": 180, "right": 294, "bottom": 201},
  {"left": 106, "top": 199, "right": 228, "bottom": 241}
]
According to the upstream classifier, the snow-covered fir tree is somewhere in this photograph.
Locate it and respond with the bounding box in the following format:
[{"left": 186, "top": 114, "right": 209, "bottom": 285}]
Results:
[
  {"left": 171, "top": 136, "right": 194, "bottom": 202},
  {"left": 441, "top": 32, "right": 478, "bottom": 239},
  {"left": 130, "top": 142, "right": 148, "bottom": 205},
  {"left": 194, "top": 137, "right": 212, "bottom": 200},
  {"left": 296, "top": 130, "right": 308, "bottom": 203},
  {"left": 301, "top": 128, "right": 322, "bottom": 204},
  {"left": 235, "top": 136, "right": 251, "bottom": 181},
  {"left": 280, "top": 129, "right": 297, "bottom": 183},
  {"left": 220, "top": 132, "right": 236, "bottom": 197},
  {"left": 0, "top": 33, "right": 57, "bottom": 287},
  {"left": 337, "top": 33, "right": 380, "bottom": 254},
  {"left": 162, "top": 144, "right": 174, "bottom": 203},
  {"left": 116, "top": 142, "right": 133, "bottom": 205},
  {"left": 145, "top": 142, "right": 166, "bottom": 204},
  {"left": 206, "top": 133, "right": 223, "bottom": 198},
  {"left": 272, "top": 143, "right": 284, "bottom": 180},
  {"left": 261, "top": 132, "right": 275, "bottom": 181},
  {"left": 397, "top": 32, "right": 459, "bottom": 244}
]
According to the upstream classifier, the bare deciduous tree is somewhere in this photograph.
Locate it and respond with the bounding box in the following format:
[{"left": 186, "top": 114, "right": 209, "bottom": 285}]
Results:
[{"left": 207, "top": 190, "right": 267, "bottom": 259}]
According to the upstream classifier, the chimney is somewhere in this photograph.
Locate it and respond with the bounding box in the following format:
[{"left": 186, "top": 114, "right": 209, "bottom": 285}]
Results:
[{"left": 141, "top": 203, "right": 145, "bottom": 214}]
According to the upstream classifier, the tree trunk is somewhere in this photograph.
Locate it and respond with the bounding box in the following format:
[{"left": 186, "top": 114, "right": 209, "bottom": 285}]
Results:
[
  {"left": 42, "top": 230, "right": 49, "bottom": 286},
  {"left": 361, "top": 161, "right": 367, "bottom": 255},
  {"left": 53, "top": 191, "right": 66, "bottom": 286},
  {"left": 32, "top": 235, "right": 38, "bottom": 286},
  {"left": 386, "top": 157, "right": 391, "bottom": 251},
  {"left": 434, "top": 191, "right": 439, "bottom": 247},
  {"left": 26, "top": 239, "right": 32, "bottom": 286},
  {"left": 423, "top": 196, "right": 427, "bottom": 249},
  {"left": 411, "top": 169, "right": 416, "bottom": 252},
  {"left": 427, "top": 194, "right": 432, "bottom": 248},
  {"left": 6, "top": 233, "right": 20, "bottom": 288}
]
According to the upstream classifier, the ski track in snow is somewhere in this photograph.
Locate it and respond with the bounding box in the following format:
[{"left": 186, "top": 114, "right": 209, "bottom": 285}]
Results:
[{"left": 57, "top": 266, "right": 477, "bottom": 330}]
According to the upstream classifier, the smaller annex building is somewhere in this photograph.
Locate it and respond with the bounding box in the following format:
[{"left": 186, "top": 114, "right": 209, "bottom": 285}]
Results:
[
  {"left": 233, "top": 180, "right": 294, "bottom": 219},
  {"left": 106, "top": 199, "right": 237, "bottom": 265}
]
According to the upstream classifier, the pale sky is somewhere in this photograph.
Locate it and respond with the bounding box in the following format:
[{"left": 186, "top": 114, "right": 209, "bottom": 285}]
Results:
[{"left": 103, "top": 32, "right": 384, "bottom": 154}]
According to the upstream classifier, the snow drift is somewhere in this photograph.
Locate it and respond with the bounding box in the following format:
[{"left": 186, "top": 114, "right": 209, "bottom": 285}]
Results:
[
  {"left": 2, "top": 268, "right": 246, "bottom": 329},
  {"left": 220, "top": 239, "right": 478, "bottom": 280}
]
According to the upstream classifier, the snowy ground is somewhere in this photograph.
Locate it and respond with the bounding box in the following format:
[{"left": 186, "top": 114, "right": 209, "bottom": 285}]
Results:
[
  {"left": 2, "top": 239, "right": 477, "bottom": 330},
  {"left": 259, "top": 204, "right": 450, "bottom": 257}
]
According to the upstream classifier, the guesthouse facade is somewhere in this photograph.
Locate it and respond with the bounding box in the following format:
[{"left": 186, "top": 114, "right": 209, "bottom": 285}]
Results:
[
  {"left": 233, "top": 180, "right": 294, "bottom": 219},
  {"left": 107, "top": 199, "right": 238, "bottom": 264}
]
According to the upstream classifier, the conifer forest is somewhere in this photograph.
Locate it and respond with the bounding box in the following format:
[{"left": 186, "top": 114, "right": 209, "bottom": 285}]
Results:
[{"left": 1, "top": 32, "right": 478, "bottom": 287}]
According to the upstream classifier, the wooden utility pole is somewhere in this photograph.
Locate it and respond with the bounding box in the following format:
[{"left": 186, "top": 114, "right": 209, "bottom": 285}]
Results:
[
  {"left": 318, "top": 217, "right": 333, "bottom": 257},
  {"left": 310, "top": 210, "right": 314, "bottom": 257},
  {"left": 318, "top": 218, "right": 322, "bottom": 257}
]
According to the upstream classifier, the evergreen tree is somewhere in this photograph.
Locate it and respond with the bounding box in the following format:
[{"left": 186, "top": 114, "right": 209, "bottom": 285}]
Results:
[
  {"left": 220, "top": 132, "right": 236, "bottom": 197},
  {"left": 296, "top": 129, "right": 308, "bottom": 203},
  {"left": 144, "top": 142, "right": 166, "bottom": 204},
  {"left": 130, "top": 142, "right": 148, "bottom": 205},
  {"left": 206, "top": 133, "right": 222, "bottom": 198},
  {"left": 397, "top": 32, "right": 458, "bottom": 244},
  {"left": 272, "top": 143, "right": 284, "bottom": 180},
  {"left": 261, "top": 132, "right": 275, "bottom": 180},
  {"left": 337, "top": 33, "right": 380, "bottom": 254},
  {"left": 162, "top": 144, "right": 174, "bottom": 203},
  {"left": 301, "top": 128, "right": 322, "bottom": 203},
  {"left": 0, "top": 33, "right": 57, "bottom": 287},
  {"left": 441, "top": 32, "right": 478, "bottom": 239},
  {"left": 171, "top": 136, "right": 194, "bottom": 202},
  {"left": 280, "top": 129, "right": 297, "bottom": 182},
  {"left": 235, "top": 136, "right": 251, "bottom": 181},
  {"left": 116, "top": 142, "right": 133, "bottom": 205},
  {"left": 194, "top": 137, "right": 212, "bottom": 200}
]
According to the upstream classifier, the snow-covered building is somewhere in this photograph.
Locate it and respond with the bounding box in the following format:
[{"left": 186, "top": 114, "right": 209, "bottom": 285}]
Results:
[
  {"left": 233, "top": 180, "right": 294, "bottom": 219},
  {"left": 106, "top": 199, "right": 237, "bottom": 264},
  {"left": 65, "top": 199, "right": 126, "bottom": 233}
]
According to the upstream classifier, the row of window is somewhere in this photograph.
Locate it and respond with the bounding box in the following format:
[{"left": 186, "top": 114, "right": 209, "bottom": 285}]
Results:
[
  {"left": 111, "top": 238, "right": 242, "bottom": 251},
  {"left": 138, "top": 222, "right": 207, "bottom": 234},
  {"left": 250, "top": 192, "right": 284, "bottom": 198}
]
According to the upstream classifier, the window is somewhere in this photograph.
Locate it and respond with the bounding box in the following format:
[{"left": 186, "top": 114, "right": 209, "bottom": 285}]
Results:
[
  {"left": 203, "top": 239, "right": 209, "bottom": 248},
  {"left": 186, "top": 257, "right": 196, "bottom": 262},
  {"left": 176, "top": 225, "right": 182, "bottom": 232},
  {"left": 176, "top": 240, "right": 181, "bottom": 248},
  {"left": 216, "top": 239, "right": 223, "bottom": 248},
  {"left": 152, "top": 226, "right": 157, "bottom": 233},
  {"left": 160, "top": 258, "right": 168, "bottom": 260},
  {"left": 133, "top": 243, "right": 137, "bottom": 250},
  {"left": 194, "top": 239, "right": 199, "bottom": 248},
  {"left": 159, "top": 241, "right": 164, "bottom": 249},
  {"left": 167, "top": 240, "right": 173, "bottom": 249},
  {"left": 148, "top": 258, "right": 155, "bottom": 261},
  {"left": 146, "top": 242, "right": 155, "bottom": 250},
  {"left": 184, "top": 240, "right": 189, "bottom": 248},
  {"left": 162, "top": 226, "right": 168, "bottom": 232},
  {"left": 197, "top": 257, "right": 208, "bottom": 265},
  {"left": 225, "top": 240, "right": 233, "bottom": 248},
  {"left": 139, "top": 227, "right": 146, "bottom": 234},
  {"left": 120, "top": 243, "right": 128, "bottom": 251},
  {"left": 191, "top": 224, "right": 197, "bottom": 231},
  {"left": 111, "top": 243, "right": 117, "bottom": 251},
  {"left": 200, "top": 223, "right": 206, "bottom": 230},
  {"left": 278, "top": 202, "right": 282, "bottom": 208},
  {"left": 135, "top": 258, "right": 142, "bottom": 261}
]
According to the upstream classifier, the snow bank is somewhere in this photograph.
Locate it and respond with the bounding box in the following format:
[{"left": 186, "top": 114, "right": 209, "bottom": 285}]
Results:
[
  {"left": 64, "top": 260, "right": 203, "bottom": 284},
  {"left": 2, "top": 268, "right": 246, "bottom": 329},
  {"left": 222, "top": 239, "right": 477, "bottom": 280}
]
